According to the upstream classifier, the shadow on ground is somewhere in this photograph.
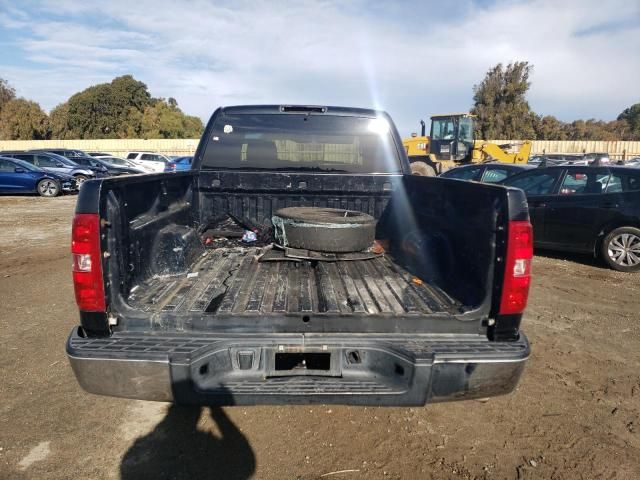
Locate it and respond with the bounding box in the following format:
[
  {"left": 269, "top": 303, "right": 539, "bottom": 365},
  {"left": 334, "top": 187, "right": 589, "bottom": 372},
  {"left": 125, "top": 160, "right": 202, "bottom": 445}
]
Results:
[{"left": 120, "top": 405, "right": 255, "bottom": 480}]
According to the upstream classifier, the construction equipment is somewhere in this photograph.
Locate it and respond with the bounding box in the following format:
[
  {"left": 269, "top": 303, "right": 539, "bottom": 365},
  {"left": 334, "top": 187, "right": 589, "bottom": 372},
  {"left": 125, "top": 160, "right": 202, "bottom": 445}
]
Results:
[{"left": 403, "top": 114, "right": 532, "bottom": 176}]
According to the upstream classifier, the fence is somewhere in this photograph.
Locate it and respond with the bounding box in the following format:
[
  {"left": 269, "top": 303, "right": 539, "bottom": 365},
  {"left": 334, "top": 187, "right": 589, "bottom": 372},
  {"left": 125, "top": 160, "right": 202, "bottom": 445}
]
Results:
[
  {"left": 489, "top": 140, "right": 640, "bottom": 160},
  {"left": 0, "top": 139, "right": 201, "bottom": 156},
  {"left": 1, "top": 139, "right": 639, "bottom": 159}
]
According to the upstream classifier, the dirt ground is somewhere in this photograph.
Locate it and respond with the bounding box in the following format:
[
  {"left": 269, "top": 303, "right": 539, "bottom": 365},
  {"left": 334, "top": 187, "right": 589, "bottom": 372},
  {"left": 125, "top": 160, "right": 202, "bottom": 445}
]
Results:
[{"left": 0, "top": 195, "right": 638, "bottom": 480}]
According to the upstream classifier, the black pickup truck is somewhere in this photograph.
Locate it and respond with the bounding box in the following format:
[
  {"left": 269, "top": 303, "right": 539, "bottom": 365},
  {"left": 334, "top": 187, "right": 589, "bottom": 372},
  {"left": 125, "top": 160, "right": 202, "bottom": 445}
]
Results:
[{"left": 67, "top": 105, "right": 532, "bottom": 406}]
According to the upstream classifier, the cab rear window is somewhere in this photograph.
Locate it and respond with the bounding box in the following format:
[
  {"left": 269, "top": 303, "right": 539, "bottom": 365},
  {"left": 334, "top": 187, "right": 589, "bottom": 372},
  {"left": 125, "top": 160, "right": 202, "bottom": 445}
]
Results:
[{"left": 201, "top": 113, "right": 402, "bottom": 174}]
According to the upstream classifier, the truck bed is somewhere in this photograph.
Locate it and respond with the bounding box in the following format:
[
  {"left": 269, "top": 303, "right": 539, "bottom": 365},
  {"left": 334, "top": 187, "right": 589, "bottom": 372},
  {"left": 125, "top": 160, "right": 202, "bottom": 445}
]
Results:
[{"left": 127, "top": 247, "right": 460, "bottom": 317}]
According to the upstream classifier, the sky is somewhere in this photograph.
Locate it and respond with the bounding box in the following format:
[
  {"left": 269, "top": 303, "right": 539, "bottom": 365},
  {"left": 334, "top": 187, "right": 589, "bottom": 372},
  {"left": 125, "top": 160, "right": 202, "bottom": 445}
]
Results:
[{"left": 0, "top": 0, "right": 639, "bottom": 135}]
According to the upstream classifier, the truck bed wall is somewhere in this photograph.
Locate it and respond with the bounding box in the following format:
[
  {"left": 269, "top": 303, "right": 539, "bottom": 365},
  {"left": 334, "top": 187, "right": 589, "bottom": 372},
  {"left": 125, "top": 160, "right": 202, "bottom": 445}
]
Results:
[
  {"left": 195, "top": 171, "right": 395, "bottom": 228},
  {"left": 399, "top": 175, "right": 502, "bottom": 309}
]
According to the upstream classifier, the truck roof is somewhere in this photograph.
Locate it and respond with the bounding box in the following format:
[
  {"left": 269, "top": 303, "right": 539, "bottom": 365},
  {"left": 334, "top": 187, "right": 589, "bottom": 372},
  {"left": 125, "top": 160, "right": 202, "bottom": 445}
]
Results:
[{"left": 220, "top": 104, "right": 387, "bottom": 118}]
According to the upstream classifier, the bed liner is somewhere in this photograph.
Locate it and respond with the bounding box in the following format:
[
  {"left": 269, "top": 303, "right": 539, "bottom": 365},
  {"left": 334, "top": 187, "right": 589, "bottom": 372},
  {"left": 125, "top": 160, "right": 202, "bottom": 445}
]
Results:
[{"left": 127, "top": 247, "right": 460, "bottom": 317}]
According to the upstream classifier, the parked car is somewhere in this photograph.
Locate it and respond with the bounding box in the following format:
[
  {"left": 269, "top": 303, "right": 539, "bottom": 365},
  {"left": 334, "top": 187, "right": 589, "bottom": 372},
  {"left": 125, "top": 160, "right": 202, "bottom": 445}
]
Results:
[
  {"left": 71, "top": 156, "right": 145, "bottom": 176},
  {"left": 32, "top": 148, "right": 92, "bottom": 160},
  {"left": 0, "top": 151, "right": 97, "bottom": 187},
  {"left": 560, "top": 153, "right": 611, "bottom": 166},
  {"left": 91, "top": 155, "right": 145, "bottom": 170},
  {"left": 527, "top": 155, "right": 545, "bottom": 166},
  {"left": 87, "top": 152, "right": 112, "bottom": 157},
  {"left": 165, "top": 156, "right": 193, "bottom": 172},
  {"left": 501, "top": 165, "right": 640, "bottom": 271},
  {"left": 529, "top": 155, "right": 578, "bottom": 167},
  {"left": 67, "top": 104, "right": 532, "bottom": 407},
  {"left": 622, "top": 157, "right": 640, "bottom": 168},
  {"left": 28, "top": 148, "right": 113, "bottom": 177},
  {"left": 126, "top": 152, "right": 171, "bottom": 173},
  {"left": 439, "top": 162, "right": 533, "bottom": 183},
  {"left": 0, "top": 156, "right": 77, "bottom": 196}
]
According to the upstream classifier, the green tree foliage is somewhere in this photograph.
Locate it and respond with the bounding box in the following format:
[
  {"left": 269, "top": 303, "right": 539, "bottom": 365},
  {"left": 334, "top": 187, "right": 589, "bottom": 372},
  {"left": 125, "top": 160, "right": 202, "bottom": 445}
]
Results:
[
  {"left": 140, "top": 99, "right": 204, "bottom": 139},
  {"left": 0, "top": 78, "right": 16, "bottom": 113},
  {"left": 618, "top": 103, "right": 640, "bottom": 139},
  {"left": 471, "top": 62, "right": 538, "bottom": 139},
  {"left": 0, "top": 98, "right": 49, "bottom": 140},
  {"left": 535, "top": 115, "right": 567, "bottom": 140},
  {"left": 48, "top": 103, "right": 73, "bottom": 139},
  {"left": 52, "top": 75, "right": 152, "bottom": 139},
  {"left": 562, "top": 119, "right": 621, "bottom": 141},
  {"left": 533, "top": 115, "right": 636, "bottom": 141},
  {"left": 49, "top": 75, "right": 203, "bottom": 139}
]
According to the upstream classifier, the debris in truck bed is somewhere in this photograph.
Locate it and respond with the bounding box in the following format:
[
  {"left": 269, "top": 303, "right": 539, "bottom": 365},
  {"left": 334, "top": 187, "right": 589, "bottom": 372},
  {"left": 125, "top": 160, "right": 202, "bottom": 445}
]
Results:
[
  {"left": 257, "top": 248, "right": 302, "bottom": 263},
  {"left": 369, "top": 239, "right": 389, "bottom": 254},
  {"left": 258, "top": 247, "right": 382, "bottom": 263},
  {"left": 201, "top": 214, "right": 271, "bottom": 247},
  {"left": 202, "top": 214, "right": 246, "bottom": 238},
  {"left": 242, "top": 230, "right": 258, "bottom": 243}
]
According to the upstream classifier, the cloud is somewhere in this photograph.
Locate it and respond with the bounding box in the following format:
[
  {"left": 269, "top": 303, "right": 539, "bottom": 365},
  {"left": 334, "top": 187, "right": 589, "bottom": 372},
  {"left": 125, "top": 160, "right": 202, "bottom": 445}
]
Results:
[{"left": 0, "top": 0, "right": 638, "bottom": 134}]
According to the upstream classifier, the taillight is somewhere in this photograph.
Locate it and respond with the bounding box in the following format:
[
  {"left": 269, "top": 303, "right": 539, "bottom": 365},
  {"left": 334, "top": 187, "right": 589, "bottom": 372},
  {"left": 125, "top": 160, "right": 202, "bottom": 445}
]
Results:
[
  {"left": 499, "top": 221, "right": 533, "bottom": 315},
  {"left": 71, "top": 213, "right": 106, "bottom": 311}
]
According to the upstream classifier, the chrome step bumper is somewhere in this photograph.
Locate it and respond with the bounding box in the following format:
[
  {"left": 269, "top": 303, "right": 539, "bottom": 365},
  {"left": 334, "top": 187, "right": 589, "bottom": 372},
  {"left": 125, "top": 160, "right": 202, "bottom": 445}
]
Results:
[{"left": 66, "top": 328, "right": 529, "bottom": 406}]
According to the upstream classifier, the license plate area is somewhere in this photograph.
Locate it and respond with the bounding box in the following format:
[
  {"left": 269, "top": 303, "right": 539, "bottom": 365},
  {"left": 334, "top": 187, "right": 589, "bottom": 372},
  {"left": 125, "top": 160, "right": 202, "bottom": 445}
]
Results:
[
  {"left": 267, "top": 349, "right": 341, "bottom": 377},
  {"left": 275, "top": 352, "right": 330, "bottom": 371}
]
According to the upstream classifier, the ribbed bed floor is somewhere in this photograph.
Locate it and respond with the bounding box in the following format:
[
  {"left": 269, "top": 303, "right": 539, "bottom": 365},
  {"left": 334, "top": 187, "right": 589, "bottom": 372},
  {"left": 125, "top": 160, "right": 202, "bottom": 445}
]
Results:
[{"left": 127, "top": 247, "right": 459, "bottom": 316}]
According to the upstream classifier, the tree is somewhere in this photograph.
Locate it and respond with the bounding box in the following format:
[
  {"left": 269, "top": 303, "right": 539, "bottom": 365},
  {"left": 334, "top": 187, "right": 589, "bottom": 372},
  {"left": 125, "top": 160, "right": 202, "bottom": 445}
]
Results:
[
  {"left": 48, "top": 75, "right": 203, "bottom": 139},
  {"left": 535, "top": 115, "right": 567, "bottom": 140},
  {"left": 0, "top": 98, "right": 49, "bottom": 140},
  {"left": 140, "top": 99, "right": 204, "bottom": 139},
  {"left": 58, "top": 75, "right": 152, "bottom": 139},
  {"left": 0, "top": 78, "right": 16, "bottom": 113},
  {"left": 471, "top": 62, "right": 538, "bottom": 139},
  {"left": 561, "top": 119, "right": 621, "bottom": 141},
  {"left": 617, "top": 103, "right": 640, "bottom": 140},
  {"left": 49, "top": 102, "right": 76, "bottom": 139}
]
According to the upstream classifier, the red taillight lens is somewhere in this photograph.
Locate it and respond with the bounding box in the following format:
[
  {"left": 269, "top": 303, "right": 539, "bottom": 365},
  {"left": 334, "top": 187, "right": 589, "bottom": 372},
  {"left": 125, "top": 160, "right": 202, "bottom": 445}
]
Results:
[
  {"left": 71, "top": 213, "right": 106, "bottom": 311},
  {"left": 499, "top": 221, "right": 533, "bottom": 315}
]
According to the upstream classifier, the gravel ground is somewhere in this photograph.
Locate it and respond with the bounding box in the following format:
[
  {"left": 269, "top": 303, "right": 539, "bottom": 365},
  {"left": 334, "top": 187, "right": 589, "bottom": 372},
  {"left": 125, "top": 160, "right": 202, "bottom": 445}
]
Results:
[{"left": 0, "top": 195, "right": 638, "bottom": 480}]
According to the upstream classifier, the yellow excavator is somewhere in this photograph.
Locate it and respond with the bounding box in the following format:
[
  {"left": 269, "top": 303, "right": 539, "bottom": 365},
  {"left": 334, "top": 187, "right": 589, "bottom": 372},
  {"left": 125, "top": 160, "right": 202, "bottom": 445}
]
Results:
[{"left": 403, "top": 113, "right": 532, "bottom": 176}]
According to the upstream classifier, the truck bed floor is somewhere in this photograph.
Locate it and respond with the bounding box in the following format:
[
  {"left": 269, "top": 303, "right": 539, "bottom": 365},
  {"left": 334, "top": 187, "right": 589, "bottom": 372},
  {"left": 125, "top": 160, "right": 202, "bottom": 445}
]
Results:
[{"left": 127, "top": 248, "right": 459, "bottom": 317}]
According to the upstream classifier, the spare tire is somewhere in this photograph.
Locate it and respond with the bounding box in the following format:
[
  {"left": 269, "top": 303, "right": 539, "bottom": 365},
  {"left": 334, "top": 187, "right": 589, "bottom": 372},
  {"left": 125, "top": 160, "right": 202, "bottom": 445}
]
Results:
[{"left": 272, "top": 207, "right": 376, "bottom": 253}]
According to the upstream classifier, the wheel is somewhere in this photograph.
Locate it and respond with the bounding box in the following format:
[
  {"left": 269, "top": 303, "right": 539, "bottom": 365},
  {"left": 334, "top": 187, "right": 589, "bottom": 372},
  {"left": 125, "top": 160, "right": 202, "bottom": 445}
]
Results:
[
  {"left": 601, "top": 226, "right": 640, "bottom": 272},
  {"left": 410, "top": 161, "right": 437, "bottom": 176},
  {"left": 74, "top": 174, "right": 88, "bottom": 188},
  {"left": 37, "top": 179, "right": 60, "bottom": 197},
  {"left": 272, "top": 207, "right": 376, "bottom": 252}
]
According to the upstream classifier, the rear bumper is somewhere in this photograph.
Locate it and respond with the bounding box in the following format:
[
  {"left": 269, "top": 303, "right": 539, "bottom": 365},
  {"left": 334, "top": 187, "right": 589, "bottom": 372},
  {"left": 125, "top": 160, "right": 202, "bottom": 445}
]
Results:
[{"left": 66, "top": 328, "right": 529, "bottom": 406}]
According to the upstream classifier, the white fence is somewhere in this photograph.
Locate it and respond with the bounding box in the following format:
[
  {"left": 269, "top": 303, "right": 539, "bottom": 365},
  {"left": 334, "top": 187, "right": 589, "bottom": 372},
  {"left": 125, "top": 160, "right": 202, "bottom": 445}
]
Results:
[{"left": 1, "top": 139, "right": 639, "bottom": 159}]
